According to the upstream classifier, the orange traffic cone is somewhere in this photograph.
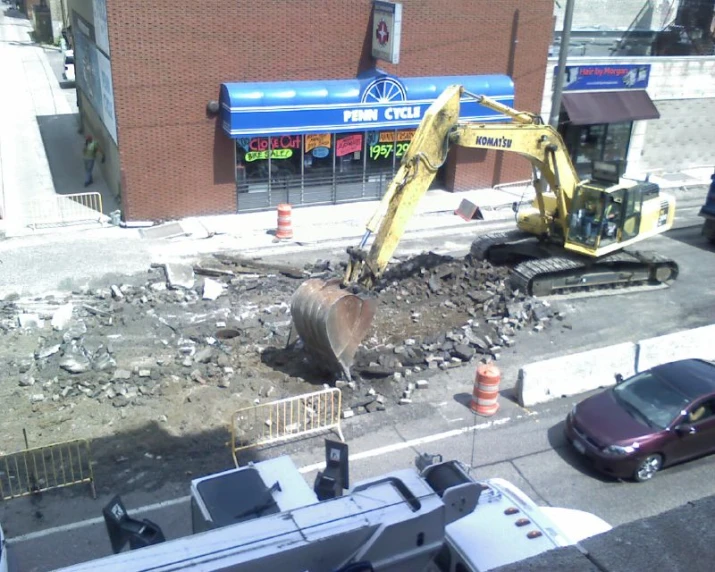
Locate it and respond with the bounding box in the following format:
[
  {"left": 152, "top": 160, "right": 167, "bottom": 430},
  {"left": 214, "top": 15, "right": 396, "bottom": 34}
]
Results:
[
  {"left": 276, "top": 203, "right": 293, "bottom": 240},
  {"left": 470, "top": 363, "right": 501, "bottom": 416}
]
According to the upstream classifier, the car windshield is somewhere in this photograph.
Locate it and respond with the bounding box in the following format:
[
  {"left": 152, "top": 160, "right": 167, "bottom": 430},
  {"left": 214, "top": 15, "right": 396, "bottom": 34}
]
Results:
[
  {"left": 613, "top": 371, "right": 690, "bottom": 429},
  {"left": 65, "top": 56, "right": 74, "bottom": 64}
]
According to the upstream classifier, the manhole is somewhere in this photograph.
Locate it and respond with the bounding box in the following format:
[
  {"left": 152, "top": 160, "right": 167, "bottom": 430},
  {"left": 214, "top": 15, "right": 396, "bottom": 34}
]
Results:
[{"left": 215, "top": 328, "right": 241, "bottom": 340}]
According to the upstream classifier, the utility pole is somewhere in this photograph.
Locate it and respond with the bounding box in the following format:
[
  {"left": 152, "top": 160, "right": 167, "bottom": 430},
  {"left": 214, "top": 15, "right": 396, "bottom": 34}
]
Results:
[{"left": 549, "top": 0, "right": 576, "bottom": 129}]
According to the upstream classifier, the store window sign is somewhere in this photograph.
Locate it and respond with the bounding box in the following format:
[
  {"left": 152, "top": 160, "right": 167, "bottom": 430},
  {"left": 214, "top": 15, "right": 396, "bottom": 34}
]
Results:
[
  {"left": 380, "top": 130, "right": 415, "bottom": 143},
  {"left": 312, "top": 147, "right": 330, "bottom": 159},
  {"left": 336, "top": 134, "right": 363, "bottom": 157},
  {"left": 370, "top": 142, "right": 410, "bottom": 161},
  {"left": 247, "top": 135, "right": 301, "bottom": 151},
  {"left": 558, "top": 65, "right": 651, "bottom": 91},
  {"left": 305, "top": 134, "right": 331, "bottom": 152},
  {"left": 245, "top": 149, "right": 293, "bottom": 162}
]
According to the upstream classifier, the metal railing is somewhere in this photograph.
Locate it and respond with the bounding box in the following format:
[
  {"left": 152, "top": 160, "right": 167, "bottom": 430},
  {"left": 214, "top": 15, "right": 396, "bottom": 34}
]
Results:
[
  {"left": 0, "top": 439, "right": 96, "bottom": 500},
  {"left": 230, "top": 388, "right": 344, "bottom": 466},
  {"left": 22, "top": 192, "right": 105, "bottom": 230}
]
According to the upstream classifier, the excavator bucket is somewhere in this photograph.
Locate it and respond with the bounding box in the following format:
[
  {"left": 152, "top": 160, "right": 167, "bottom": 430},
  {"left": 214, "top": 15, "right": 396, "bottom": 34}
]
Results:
[{"left": 290, "top": 278, "right": 377, "bottom": 380}]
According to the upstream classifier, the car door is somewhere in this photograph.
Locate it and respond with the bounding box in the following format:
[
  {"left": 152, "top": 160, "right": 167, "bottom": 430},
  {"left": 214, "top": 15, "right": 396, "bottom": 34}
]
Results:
[{"left": 672, "top": 398, "right": 715, "bottom": 462}]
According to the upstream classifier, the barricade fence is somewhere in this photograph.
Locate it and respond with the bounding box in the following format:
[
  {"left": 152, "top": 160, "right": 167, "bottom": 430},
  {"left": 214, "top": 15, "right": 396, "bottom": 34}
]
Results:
[
  {"left": 23, "top": 192, "right": 104, "bottom": 229},
  {"left": 0, "top": 439, "right": 96, "bottom": 500},
  {"left": 231, "top": 387, "right": 344, "bottom": 466}
]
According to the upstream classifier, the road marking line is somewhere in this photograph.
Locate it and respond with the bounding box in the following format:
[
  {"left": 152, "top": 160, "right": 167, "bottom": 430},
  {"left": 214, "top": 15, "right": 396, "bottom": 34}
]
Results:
[
  {"left": 7, "top": 495, "right": 191, "bottom": 544},
  {"left": 298, "top": 417, "right": 512, "bottom": 474},
  {"left": 8, "top": 417, "right": 515, "bottom": 542}
]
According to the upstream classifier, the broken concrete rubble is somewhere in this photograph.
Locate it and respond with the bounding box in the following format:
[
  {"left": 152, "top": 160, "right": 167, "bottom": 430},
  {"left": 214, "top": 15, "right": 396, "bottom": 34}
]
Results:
[{"left": 1, "top": 248, "right": 560, "bottom": 424}]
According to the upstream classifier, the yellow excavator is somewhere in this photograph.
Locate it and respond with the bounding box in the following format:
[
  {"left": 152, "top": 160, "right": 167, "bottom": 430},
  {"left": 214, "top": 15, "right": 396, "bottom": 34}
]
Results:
[{"left": 291, "top": 85, "right": 678, "bottom": 379}]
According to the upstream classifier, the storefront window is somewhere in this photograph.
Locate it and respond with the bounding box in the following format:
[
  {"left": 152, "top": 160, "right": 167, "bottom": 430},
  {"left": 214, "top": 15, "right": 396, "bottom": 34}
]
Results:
[
  {"left": 303, "top": 134, "right": 333, "bottom": 184},
  {"left": 603, "top": 122, "right": 632, "bottom": 162},
  {"left": 236, "top": 135, "right": 301, "bottom": 193},
  {"left": 234, "top": 129, "right": 418, "bottom": 206},
  {"left": 560, "top": 120, "right": 632, "bottom": 178},
  {"left": 335, "top": 132, "right": 364, "bottom": 173}
]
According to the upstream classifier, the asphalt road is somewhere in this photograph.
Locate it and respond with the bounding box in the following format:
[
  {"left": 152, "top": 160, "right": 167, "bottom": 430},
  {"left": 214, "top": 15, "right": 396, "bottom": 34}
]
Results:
[{"left": 3, "top": 194, "right": 715, "bottom": 570}]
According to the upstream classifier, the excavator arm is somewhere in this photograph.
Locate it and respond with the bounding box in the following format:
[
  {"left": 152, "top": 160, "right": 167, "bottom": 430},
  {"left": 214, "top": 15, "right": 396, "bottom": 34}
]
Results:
[
  {"left": 345, "top": 89, "right": 581, "bottom": 287},
  {"left": 342, "top": 85, "right": 463, "bottom": 289}
]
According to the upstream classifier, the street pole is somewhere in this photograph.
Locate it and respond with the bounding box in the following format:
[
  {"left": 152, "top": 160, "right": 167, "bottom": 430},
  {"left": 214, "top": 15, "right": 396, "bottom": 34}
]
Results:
[{"left": 549, "top": 0, "right": 576, "bottom": 129}]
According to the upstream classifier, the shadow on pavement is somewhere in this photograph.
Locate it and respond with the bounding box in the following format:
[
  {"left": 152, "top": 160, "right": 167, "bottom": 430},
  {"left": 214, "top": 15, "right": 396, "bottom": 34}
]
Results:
[
  {"left": 546, "top": 419, "right": 614, "bottom": 483},
  {"left": 36, "top": 114, "right": 119, "bottom": 214},
  {"left": 2, "top": 7, "right": 28, "bottom": 20},
  {"left": 664, "top": 223, "right": 715, "bottom": 254}
]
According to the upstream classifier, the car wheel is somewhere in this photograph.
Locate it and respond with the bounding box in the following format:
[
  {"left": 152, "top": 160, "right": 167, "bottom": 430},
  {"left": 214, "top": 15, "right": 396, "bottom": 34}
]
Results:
[{"left": 633, "top": 454, "right": 662, "bottom": 482}]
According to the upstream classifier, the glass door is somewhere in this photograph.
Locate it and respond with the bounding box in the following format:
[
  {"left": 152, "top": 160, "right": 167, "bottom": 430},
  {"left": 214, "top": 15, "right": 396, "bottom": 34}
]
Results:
[{"left": 622, "top": 186, "right": 643, "bottom": 240}]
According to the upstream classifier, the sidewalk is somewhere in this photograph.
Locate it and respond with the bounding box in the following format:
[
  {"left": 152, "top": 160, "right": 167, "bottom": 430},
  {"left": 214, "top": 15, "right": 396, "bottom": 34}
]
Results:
[
  {"left": 0, "top": 8, "right": 113, "bottom": 238},
  {"left": 173, "top": 165, "right": 712, "bottom": 255}
]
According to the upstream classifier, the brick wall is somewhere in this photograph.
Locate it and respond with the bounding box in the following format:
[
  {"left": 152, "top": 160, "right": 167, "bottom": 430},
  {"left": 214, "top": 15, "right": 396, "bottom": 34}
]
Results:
[{"left": 107, "top": 0, "right": 553, "bottom": 221}]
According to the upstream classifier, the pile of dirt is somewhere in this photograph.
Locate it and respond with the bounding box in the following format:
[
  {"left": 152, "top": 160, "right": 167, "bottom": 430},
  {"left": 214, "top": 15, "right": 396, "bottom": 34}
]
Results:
[{"left": 0, "top": 251, "right": 565, "bottom": 449}]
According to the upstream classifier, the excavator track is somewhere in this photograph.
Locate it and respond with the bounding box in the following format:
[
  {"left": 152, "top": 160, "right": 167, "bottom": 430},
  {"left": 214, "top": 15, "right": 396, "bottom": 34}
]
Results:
[
  {"left": 470, "top": 230, "right": 537, "bottom": 262},
  {"left": 511, "top": 250, "right": 679, "bottom": 297},
  {"left": 470, "top": 233, "right": 678, "bottom": 297}
]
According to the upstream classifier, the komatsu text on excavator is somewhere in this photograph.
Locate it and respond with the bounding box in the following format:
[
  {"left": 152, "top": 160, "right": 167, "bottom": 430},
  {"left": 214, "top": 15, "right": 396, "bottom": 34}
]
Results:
[{"left": 291, "top": 85, "right": 678, "bottom": 379}]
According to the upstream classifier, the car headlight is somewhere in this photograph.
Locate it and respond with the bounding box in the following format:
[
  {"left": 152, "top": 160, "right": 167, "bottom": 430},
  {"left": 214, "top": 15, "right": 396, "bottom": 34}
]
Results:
[{"left": 602, "top": 443, "right": 639, "bottom": 456}]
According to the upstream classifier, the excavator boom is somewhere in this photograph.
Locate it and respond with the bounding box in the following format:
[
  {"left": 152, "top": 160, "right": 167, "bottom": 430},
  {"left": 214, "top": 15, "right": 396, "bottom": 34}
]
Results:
[{"left": 291, "top": 85, "right": 464, "bottom": 379}]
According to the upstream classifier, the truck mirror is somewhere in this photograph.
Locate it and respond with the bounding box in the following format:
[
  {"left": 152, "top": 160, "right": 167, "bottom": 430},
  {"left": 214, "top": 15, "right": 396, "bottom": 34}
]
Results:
[{"left": 615, "top": 373, "right": 624, "bottom": 384}]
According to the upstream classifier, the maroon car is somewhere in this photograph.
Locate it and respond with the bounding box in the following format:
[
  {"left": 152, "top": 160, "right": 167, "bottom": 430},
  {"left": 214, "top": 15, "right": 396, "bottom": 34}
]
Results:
[{"left": 565, "top": 359, "right": 715, "bottom": 482}]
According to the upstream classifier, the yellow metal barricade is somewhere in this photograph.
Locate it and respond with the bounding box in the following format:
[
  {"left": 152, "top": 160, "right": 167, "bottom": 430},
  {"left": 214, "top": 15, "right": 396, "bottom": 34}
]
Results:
[
  {"left": 23, "top": 192, "right": 104, "bottom": 229},
  {"left": 231, "top": 388, "right": 344, "bottom": 466},
  {"left": 0, "top": 439, "right": 96, "bottom": 500}
]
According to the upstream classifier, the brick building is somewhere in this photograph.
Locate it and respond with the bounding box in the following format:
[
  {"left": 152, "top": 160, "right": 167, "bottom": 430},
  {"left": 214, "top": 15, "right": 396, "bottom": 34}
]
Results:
[{"left": 67, "top": 0, "right": 554, "bottom": 222}]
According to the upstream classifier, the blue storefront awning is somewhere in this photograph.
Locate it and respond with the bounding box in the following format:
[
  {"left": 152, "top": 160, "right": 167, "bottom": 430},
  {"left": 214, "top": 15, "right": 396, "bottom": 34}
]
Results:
[{"left": 220, "top": 72, "right": 514, "bottom": 138}]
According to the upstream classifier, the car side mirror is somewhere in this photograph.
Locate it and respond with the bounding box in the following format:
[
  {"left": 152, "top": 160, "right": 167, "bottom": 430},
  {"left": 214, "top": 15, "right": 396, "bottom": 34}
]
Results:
[
  {"left": 675, "top": 424, "right": 696, "bottom": 436},
  {"left": 615, "top": 373, "right": 624, "bottom": 384},
  {"left": 511, "top": 201, "right": 518, "bottom": 213}
]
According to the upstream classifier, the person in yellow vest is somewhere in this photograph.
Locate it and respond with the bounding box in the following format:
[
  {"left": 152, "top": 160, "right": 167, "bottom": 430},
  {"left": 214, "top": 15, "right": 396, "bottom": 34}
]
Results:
[{"left": 83, "top": 135, "right": 104, "bottom": 187}]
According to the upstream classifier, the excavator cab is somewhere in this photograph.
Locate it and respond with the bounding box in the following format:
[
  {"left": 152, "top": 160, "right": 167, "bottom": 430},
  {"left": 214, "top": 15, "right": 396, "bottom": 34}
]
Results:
[
  {"left": 567, "top": 183, "right": 628, "bottom": 249},
  {"left": 564, "top": 160, "right": 675, "bottom": 257}
]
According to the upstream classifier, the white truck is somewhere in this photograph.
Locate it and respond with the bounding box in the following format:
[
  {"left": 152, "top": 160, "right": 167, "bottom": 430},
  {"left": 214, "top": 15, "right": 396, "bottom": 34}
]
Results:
[{"left": 56, "top": 447, "right": 610, "bottom": 572}]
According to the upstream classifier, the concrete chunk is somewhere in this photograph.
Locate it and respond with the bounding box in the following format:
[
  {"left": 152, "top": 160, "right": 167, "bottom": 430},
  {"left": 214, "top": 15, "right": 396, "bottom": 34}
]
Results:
[
  {"left": 51, "top": 303, "right": 73, "bottom": 331},
  {"left": 517, "top": 342, "right": 637, "bottom": 407},
  {"left": 37, "top": 344, "right": 61, "bottom": 359},
  {"left": 164, "top": 263, "right": 195, "bottom": 289},
  {"left": 202, "top": 278, "right": 224, "bottom": 300},
  {"left": 59, "top": 355, "right": 91, "bottom": 374}
]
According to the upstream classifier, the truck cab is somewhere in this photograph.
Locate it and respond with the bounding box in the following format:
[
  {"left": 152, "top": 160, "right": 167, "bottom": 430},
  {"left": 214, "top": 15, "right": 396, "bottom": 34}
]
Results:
[{"left": 423, "top": 472, "right": 611, "bottom": 572}]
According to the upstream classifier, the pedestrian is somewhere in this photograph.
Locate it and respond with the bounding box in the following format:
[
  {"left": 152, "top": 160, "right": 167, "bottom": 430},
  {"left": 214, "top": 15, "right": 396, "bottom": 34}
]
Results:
[{"left": 83, "top": 135, "right": 104, "bottom": 187}]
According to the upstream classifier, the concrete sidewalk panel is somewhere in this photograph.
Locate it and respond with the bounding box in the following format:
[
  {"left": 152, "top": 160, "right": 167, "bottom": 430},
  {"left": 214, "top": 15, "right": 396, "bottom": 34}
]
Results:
[
  {"left": 517, "top": 342, "right": 637, "bottom": 407},
  {"left": 636, "top": 324, "right": 715, "bottom": 372}
]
